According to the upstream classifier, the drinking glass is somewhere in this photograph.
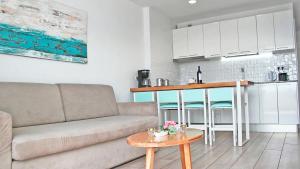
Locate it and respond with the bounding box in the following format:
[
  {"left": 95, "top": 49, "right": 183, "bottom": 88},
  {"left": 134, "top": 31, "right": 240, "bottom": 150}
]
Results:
[{"left": 147, "top": 128, "right": 156, "bottom": 137}]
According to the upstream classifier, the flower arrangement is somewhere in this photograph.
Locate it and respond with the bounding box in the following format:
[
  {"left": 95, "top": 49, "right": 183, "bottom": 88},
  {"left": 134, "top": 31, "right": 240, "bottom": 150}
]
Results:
[{"left": 162, "top": 121, "right": 177, "bottom": 135}]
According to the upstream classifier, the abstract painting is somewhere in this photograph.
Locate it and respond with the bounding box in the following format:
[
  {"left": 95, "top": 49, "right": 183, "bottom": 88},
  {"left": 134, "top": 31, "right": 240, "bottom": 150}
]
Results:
[{"left": 0, "top": 0, "right": 87, "bottom": 63}]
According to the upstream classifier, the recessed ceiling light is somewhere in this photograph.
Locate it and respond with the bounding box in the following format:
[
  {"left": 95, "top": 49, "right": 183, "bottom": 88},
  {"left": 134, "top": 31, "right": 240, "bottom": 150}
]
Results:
[{"left": 188, "top": 0, "right": 197, "bottom": 5}]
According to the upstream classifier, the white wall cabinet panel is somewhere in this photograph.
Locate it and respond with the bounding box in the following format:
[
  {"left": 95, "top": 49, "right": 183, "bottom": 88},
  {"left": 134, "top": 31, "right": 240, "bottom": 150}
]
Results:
[
  {"left": 173, "top": 10, "right": 296, "bottom": 59},
  {"left": 259, "top": 83, "right": 278, "bottom": 124},
  {"left": 220, "top": 19, "right": 239, "bottom": 56},
  {"left": 238, "top": 16, "right": 258, "bottom": 55},
  {"left": 173, "top": 28, "right": 188, "bottom": 59},
  {"left": 257, "top": 13, "right": 276, "bottom": 53},
  {"left": 203, "top": 22, "right": 221, "bottom": 58},
  {"left": 248, "top": 85, "right": 260, "bottom": 124},
  {"left": 274, "top": 10, "right": 295, "bottom": 50},
  {"left": 188, "top": 25, "right": 204, "bottom": 57},
  {"left": 278, "top": 82, "right": 299, "bottom": 124}
]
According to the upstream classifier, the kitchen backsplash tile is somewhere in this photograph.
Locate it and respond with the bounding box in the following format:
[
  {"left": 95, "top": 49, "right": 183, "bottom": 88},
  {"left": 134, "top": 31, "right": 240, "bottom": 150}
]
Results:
[{"left": 179, "top": 52, "right": 298, "bottom": 84}]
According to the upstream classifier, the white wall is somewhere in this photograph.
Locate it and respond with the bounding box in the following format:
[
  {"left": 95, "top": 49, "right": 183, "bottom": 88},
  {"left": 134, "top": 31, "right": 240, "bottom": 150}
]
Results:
[
  {"left": 147, "top": 8, "right": 179, "bottom": 85},
  {"left": 0, "top": 0, "right": 145, "bottom": 101}
]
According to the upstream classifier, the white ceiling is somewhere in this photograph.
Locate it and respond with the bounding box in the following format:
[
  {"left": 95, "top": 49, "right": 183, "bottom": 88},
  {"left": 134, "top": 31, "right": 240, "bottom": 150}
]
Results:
[{"left": 131, "top": 0, "right": 300, "bottom": 25}]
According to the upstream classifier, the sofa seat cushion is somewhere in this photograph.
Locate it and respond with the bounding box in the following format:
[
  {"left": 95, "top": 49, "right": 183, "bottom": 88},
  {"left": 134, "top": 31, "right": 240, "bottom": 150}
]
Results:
[{"left": 12, "top": 115, "right": 158, "bottom": 161}]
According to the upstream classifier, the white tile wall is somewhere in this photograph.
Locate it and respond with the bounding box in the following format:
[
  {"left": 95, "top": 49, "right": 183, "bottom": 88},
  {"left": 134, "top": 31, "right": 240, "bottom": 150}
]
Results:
[{"left": 179, "top": 52, "right": 298, "bottom": 84}]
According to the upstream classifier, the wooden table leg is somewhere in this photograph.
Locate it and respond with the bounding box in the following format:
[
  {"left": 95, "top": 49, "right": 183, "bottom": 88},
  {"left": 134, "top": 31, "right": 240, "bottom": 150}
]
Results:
[
  {"left": 179, "top": 145, "right": 186, "bottom": 169},
  {"left": 145, "top": 148, "right": 155, "bottom": 169},
  {"left": 183, "top": 143, "right": 192, "bottom": 169}
]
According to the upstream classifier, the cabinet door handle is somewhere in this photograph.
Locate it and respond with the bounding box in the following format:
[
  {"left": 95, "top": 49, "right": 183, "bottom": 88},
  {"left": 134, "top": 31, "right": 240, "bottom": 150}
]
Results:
[
  {"left": 240, "top": 51, "right": 251, "bottom": 53},
  {"left": 276, "top": 46, "right": 289, "bottom": 50},
  {"left": 261, "top": 48, "right": 274, "bottom": 52},
  {"left": 210, "top": 54, "right": 220, "bottom": 57},
  {"left": 227, "top": 52, "right": 239, "bottom": 55}
]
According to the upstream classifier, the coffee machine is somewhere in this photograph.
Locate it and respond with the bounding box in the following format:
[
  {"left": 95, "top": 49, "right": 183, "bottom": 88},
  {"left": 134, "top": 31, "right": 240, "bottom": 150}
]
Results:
[{"left": 137, "top": 70, "right": 151, "bottom": 88}]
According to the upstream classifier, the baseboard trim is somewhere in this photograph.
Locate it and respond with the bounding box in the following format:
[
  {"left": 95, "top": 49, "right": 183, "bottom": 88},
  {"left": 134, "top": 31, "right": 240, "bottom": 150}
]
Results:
[{"left": 250, "top": 124, "right": 298, "bottom": 132}]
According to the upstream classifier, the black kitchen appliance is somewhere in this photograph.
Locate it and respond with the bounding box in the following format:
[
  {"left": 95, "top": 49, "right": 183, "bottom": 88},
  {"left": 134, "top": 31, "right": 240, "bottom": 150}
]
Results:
[
  {"left": 278, "top": 66, "right": 288, "bottom": 81},
  {"left": 278, "top": 72, "right": 288, "bottom": 81},
  {"left": 137, "top": 70, "right": 151, "bottom": 88}
]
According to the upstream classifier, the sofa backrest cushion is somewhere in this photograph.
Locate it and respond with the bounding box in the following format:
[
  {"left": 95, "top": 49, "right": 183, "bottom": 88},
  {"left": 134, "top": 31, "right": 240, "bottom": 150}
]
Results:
[
  {"left": 0, "top": 83, "right": 65, "bottom": 127},
  {"left": 58, "top": 84, "right": 119, "bottom": 121}
]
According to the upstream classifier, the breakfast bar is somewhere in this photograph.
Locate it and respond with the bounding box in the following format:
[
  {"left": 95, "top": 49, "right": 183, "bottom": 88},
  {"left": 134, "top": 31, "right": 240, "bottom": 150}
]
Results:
[{"left": 130, "top": 80, "right": 253, "bottom": 146}]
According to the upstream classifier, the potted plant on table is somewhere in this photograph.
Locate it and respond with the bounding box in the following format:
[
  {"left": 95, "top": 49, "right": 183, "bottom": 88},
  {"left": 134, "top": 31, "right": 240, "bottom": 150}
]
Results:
[
  {"left": 152, "top": 121, "right": 178, "bottom": 138},
  {"left": 163, "top": 121, "right": 177, "bottom": 135}
]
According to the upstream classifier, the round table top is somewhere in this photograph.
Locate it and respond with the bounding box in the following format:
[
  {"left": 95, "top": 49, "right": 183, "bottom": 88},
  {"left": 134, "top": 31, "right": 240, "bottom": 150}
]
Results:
[{"left": 127, "top": 128, "right": 203, "bottom": 148}]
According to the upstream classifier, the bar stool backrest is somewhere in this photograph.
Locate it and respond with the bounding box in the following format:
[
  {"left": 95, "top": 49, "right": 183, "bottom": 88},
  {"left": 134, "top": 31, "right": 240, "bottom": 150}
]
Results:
[
  {"left": 157, "top": 90, "right": 179, "bottom": 103},
  {"left": 182, "top": 89, "right": 205, "bottom": 103},
  {"left": 208, "top": 88, "right": 234, "bottom": 102},
  {"left": 134, "top": 92, "right": 155, "bottom": 102}
]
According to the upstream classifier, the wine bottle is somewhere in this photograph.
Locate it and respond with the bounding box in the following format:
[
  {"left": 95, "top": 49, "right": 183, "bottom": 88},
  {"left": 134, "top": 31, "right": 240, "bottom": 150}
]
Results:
[{"left": 197, "top": 66, "right": 202, "bottom": 84}]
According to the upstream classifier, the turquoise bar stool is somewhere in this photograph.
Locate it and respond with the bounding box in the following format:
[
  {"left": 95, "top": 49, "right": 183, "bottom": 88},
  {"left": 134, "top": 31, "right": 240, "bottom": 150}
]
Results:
[
  {"left": 133, "top": 92, "right": 155, "bottom": 102},
  {"left": 157, "top": 90, "right": 181, "bottom": 125},
  {"left": 181, "top": 89, "right": 208, "bottom": 144},
  {"left": 208, "top": 87, "right": 237, "bottom": 146}
]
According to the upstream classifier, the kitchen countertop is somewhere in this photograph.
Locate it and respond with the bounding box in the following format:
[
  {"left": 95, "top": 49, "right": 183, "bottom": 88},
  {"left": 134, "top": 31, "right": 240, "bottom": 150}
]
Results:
[
  {"left": 130, "top": 80, "right": 253, "bottom": 92},
  {"left": 253, "top": 80, "right": 298, "bottom": 84}
]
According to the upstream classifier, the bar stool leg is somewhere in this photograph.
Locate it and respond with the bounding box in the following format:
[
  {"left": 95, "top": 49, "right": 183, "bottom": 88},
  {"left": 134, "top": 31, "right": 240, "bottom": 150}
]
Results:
[
  {"left": 177, "top": 93, "right": 181, "bottom": 125},
  {"left": 164, "top": 110, "right": 168, "bottom": 122},
  {"left": 209, "top": 107, "right": 212, "bottom": 146},
  {"left": 204, "top": 106, "right": 208, "bottom": 145},
  {"left": 212, "top": 109, "right": 216, "bottom": 142},
  {"left": 232, "top": 107, "right": 237, "bottom": 146},
  {"left": 182, "top": 108, "right": 186, "bottom": 125},
  {"left": 187, "top": 109, "right": 191, "bottom": 127},
  {"left": 181, "top": 93, "right": 186, "bottom": 125},
  {"left": 177, "top": 106, "right": 181, "bottom": 125}
]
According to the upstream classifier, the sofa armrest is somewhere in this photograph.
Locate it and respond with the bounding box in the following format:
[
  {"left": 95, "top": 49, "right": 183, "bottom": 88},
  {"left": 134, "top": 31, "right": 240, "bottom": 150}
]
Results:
[
  {"left": 0, "top": 111, "right": 12, "bottom": 169},
  {"left": 118, "top": 102, "right": 157, "bottom": 116}
]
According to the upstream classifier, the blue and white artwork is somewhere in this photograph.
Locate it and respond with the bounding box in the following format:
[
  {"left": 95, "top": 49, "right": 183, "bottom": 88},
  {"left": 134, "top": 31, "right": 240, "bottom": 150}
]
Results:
[{"left": 0, "top": 0, "right": 87, "bottom": 63}]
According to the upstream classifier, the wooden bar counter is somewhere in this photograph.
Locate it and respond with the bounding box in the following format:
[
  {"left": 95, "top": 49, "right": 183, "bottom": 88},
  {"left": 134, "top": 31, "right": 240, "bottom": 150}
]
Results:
[
  {"left": 130, "top": 80, "right": 253, "bottom": 147},
  {"left": 130, "top": 80, "right": 253, "bottom": 92}
]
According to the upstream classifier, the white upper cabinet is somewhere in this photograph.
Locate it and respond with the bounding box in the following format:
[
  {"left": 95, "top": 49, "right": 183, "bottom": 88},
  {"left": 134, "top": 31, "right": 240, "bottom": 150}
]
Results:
[
  {"left": 188, "top": 25, "right": 204, "bottom": 57},
  {"left": 173, "top": 10, "right": 295, "bottom": 59},
  {"left": 173, "top": 28, "right": 188, "bottom": 59},
  {"left": 274, "top": 10, "right": 295, "bottom": 50},
  {"left": 238, "top": 16, "right": 258, "bottom": 55},
  {"left": 257, "top": 13, "right": 276, "bottom": 53},
  {"left": 278, "top": 82, "right": 299, "bottom": 124},
  {"left": 220, "top": 19, "right": 239, "bottom": 56},
  {"left": 203, "top": 22, "right": 221, "bottom": 58},
  {"left": 173, "top": 26, "right": 204, "bottom": 59}
]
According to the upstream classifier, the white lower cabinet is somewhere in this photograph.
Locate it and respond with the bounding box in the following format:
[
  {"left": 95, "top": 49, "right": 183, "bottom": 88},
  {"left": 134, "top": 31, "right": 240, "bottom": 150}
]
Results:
[
  {"left": 278, "top": 82, "right": 299, "bottom": 124},
  {"left": 259, "top": 83, "right": 278, "bottom": 124},
  {"left": 248, "top": 82, "right": 299, "bottom": 125},
  {"left": 248, "top": 85, "right": 260, "bottom": 124},
  {"left": 209, "top": 83, "right": 299, "bottom": 125}
]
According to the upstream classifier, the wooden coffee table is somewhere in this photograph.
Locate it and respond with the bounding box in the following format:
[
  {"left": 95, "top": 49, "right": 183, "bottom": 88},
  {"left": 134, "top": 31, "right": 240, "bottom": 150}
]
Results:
[{"left": 127, "top": 128, "right": 203, "bottom": 169}]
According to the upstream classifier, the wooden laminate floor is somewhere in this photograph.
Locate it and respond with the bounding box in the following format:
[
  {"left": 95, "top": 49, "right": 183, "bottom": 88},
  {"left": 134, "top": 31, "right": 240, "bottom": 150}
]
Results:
[{"left": 115, "top": 132, "right": 300, "bottom": 169}]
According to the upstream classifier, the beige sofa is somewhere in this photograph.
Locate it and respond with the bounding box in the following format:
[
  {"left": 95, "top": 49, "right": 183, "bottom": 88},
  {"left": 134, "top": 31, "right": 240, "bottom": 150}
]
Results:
[{"left": 0, "top": 83, "right": 158, "bottom": 169}]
